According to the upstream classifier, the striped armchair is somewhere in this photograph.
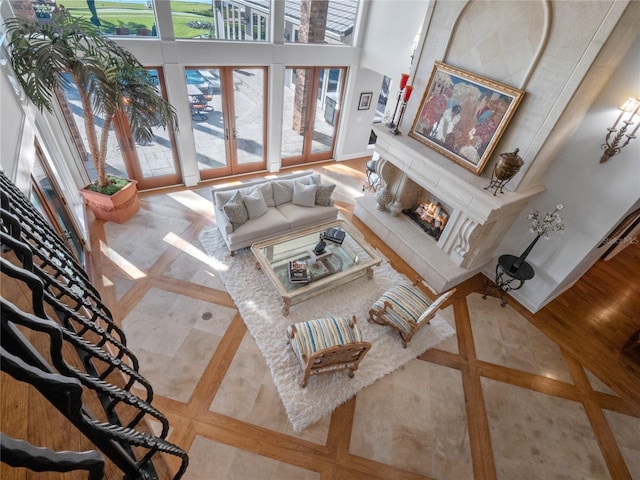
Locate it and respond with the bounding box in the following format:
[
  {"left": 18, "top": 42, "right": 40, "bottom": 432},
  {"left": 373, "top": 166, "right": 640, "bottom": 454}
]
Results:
[
  {"left": 368, "top": 282, "right": 456, "bottom": 348},
  {"left": 287, "top": 316, "right": 371, "bottom": 388}
]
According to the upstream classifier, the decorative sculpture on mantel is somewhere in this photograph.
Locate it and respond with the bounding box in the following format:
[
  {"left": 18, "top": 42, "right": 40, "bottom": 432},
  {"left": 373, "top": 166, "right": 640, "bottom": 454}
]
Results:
[
  {"left": 484, "top": 148, "right": 524, "bottom": 195},
  {"left": 375, "top": 186, "right": 393, "bottom": 211},
  {"left": 373, "top": 157, "right": 396, "bottom": 210}
]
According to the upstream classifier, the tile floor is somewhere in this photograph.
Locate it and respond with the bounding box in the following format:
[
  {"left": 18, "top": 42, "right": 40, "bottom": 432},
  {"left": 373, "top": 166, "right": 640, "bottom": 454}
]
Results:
[{"left": 90, "top": 164, "right": 640, "bottom": 479}]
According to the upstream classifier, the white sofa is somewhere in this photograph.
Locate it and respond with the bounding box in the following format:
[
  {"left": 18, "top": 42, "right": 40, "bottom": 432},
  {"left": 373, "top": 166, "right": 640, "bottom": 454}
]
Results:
[{"left": 211, "top": 171, "right": 339, "bottom": 255}]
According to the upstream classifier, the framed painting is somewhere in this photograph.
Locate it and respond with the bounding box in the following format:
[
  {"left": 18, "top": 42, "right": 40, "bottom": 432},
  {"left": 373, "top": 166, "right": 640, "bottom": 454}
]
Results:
[
  {"left": 358, "top": 92, "right": 373, "bottom": 110},
  {"left": 409, "top": 62, "right": 524, "bottom": 175}
]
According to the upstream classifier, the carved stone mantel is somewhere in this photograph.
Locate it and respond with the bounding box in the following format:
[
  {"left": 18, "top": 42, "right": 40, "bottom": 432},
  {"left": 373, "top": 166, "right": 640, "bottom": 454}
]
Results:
[{"left": 354, "top": 127, "right": 544, "bottom": 292}]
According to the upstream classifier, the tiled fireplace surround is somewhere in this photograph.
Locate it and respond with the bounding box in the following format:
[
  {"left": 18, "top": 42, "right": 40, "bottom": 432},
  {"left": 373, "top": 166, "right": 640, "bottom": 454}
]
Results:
[{"left": 355, "top": 127, "right": 544, "bottom": 293}]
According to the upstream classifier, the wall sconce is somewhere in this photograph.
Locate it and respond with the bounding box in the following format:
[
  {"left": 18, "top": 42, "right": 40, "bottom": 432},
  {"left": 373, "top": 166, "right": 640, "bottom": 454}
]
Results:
[{"left": 601, "top": 97, "right": 640, "bottom": 163}]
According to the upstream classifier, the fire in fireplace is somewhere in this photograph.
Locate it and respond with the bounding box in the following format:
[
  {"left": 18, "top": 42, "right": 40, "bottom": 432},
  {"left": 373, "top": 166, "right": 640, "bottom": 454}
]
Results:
[{"left": 403, "top": 199, "right": 450, "bottom": 241}]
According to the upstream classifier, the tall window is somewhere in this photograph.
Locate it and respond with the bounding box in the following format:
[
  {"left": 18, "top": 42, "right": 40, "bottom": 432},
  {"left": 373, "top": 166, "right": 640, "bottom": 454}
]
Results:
[
  {"left": 31, "top": 144, "right": 85, "bottom": 264},
  {"left": 31, "top": 0, "right": 160, "bottom": 37},
  {"left": 374, "top": 75, "right": 391, "bottom": 123},
  {"left": 170, "top": 0, "right": 270, "bottom": 41},
  {"left": 284, "top": 0, "right": 358, "bottom": 46}
]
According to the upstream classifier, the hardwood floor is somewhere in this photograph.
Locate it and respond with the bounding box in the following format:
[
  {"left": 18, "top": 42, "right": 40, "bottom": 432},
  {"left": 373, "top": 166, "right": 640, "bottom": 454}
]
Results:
[{"left": 2, "top": 158, "right": 639, "bottom": 479}]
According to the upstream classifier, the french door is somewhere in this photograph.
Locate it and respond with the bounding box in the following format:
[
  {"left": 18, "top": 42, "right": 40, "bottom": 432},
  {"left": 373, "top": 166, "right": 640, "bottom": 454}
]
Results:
[
  {"left": 281, "top": 67, "right": 345, "bottom": 167},
  {"left": 191, "top": 67, "right": 267, "bottom": 180},
  {"left": 56, "top": 67, "right": 182, "bottom": 191}
]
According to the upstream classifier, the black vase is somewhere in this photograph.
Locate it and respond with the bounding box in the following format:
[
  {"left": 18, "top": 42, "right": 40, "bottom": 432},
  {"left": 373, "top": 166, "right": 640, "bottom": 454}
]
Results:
[{"left": 510, "top": 235, "right": 541, "bottom": 273}]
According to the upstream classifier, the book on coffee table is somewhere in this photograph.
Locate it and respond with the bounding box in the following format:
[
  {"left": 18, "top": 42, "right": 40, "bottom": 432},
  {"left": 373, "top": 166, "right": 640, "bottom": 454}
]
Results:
[
  {"left": 321, "top": 228, "right": 346, "bottom": 244},
  {"left": 308, "top": 260, "right": 331, "bottom": 280},
  {"left": 288, "top": 260, "right": 309, "bottom": 284}
]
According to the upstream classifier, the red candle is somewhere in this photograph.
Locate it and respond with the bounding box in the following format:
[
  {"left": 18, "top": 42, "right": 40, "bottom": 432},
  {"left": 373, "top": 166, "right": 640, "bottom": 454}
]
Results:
[
  {"left": 399, "top": 73, "right": 409, "bottom": 90},
  {"left": 403, "top": 85, "right": 413, "bottom": 102}
]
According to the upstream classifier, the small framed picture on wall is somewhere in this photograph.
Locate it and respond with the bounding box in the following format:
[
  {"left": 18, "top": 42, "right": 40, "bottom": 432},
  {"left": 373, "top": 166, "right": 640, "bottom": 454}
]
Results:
[{"left": 358, "top": 92, "right": 373, "bottom": 110}]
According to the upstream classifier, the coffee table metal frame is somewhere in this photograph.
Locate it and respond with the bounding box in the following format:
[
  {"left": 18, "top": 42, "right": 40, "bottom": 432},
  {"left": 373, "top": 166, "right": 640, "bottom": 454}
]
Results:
[{"left": 251, "top": 219, "right": 381, "bottom": 315}]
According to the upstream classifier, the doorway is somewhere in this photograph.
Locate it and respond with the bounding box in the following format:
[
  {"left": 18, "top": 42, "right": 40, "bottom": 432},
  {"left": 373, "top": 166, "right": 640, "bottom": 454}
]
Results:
[
  {"left": 281, "top": 67, "right": 346, "bottom": 167},
  {"left": 56, "top": 67, "right": 182, "bottom": 191},
  {"left": 190, "top": 67, "right": 267, "bottom": 180}
]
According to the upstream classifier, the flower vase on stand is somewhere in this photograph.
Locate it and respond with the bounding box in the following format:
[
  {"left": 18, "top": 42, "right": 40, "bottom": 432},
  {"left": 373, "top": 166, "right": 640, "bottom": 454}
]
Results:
[
  {"left": 375, "top": 186, "right": 392, "bottom": 211},
  {"left": 509, "top": 234, "right": 541, "bottom": 273}
]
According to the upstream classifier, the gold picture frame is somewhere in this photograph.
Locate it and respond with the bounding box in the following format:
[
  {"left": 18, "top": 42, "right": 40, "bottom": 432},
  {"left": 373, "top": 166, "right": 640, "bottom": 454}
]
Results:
[{"left": 409, "top": 62, "right": 525, "bottom": 175}]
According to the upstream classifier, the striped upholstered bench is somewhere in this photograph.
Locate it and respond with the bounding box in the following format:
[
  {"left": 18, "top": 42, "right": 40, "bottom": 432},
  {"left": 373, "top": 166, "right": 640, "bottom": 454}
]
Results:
[
  {"left": 287, "top": 316, "right": 371, "bottom": 388},
  {"left": 368, "top": 282, "right": 456, "bottom": 348}
]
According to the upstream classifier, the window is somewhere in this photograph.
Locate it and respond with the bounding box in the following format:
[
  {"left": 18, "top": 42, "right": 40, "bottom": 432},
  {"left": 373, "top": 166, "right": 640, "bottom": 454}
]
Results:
[
  {"left": 170, "top": 0, "right": 270, "bottom": 41},
  {"left": 284, "top": 0, "right": 358, "bottom": 46},
  {"left": 374, "top": 75, "right": 391, "bottom": 123},
  {"left": 34, "top": 0, "right": 159, "bottom": 37}
]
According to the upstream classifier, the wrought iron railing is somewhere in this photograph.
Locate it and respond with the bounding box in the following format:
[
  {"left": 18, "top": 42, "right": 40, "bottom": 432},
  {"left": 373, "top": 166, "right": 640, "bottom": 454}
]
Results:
[{"left": 0, "top": 171, "right": 189, "bottom": 479}]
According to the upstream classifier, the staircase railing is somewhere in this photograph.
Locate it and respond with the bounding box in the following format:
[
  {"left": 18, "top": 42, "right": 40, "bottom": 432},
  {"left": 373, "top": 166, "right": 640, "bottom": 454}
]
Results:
[{"left": 0, "top": 171, "right": 189, "bottom": 479}]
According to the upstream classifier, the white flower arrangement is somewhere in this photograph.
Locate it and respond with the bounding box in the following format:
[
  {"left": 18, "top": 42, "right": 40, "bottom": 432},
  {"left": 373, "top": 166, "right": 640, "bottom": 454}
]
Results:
[{"left": 528, "top": 204, "right": 565, "bottom": 238}]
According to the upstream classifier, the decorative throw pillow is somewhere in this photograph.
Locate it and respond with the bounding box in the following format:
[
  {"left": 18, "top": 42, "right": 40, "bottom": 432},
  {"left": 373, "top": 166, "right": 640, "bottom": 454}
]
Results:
[
  {"left": 296, "top": 173, "right": 322, "bottom": 185},
  {"left": 258, "top": 182, "right": 275, "bottom": 207},
  {"left": 273, "top": 180, "right": 295, "bottom": 205},
  {"left": 222, "top": 191, "right": 249, "bottom": 231},
  {"left": 310, "top": 177, "right": 336, "bottom": 206},
  {"left": 292, "top": 181, "right": 317, "bottom": 207},
  {"left": 243, "top": 186, "right": 268, "bottom": 219}
]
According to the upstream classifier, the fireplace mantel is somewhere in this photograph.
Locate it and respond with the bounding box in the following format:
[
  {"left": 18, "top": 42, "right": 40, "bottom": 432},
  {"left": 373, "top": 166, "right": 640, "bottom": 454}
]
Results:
[{"left": 354, "top": 127, "right": 544, "bottom": 292}]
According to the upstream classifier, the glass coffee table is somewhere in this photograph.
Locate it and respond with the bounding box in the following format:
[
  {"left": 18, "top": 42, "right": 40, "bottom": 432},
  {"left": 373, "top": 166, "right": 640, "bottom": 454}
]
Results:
[{"left": 251, "top": 219, "right": 382, "bottom": 315}]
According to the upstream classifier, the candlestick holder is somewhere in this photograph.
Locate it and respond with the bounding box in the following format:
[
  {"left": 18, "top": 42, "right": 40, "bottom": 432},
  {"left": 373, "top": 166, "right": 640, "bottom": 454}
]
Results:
[
  {"left": 391, "top": 101, "right": 407, "bottom": 136},
  {"left": 385, "top": 89, "right": 403, "bottom": 129}
]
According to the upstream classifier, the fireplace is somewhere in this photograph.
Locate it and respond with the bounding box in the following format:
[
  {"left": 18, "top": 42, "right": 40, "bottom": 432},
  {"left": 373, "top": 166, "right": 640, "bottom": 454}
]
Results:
[
  {"left": 403, "top": 192, "right": 452, "bottom": 241},
  {"left": 354, "top": 126, "right": 543, "bottom": 293}
]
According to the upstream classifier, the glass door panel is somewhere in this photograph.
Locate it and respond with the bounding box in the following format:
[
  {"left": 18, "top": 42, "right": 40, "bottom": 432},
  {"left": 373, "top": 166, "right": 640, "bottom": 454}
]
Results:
[
  {"left": 133, "top": 68, "right": 182, "bottom": 189},
  {"left": 57, "top": 73, "right": 127, "bottom": 181},
  {"left": 195, "top": 67, "right": 266, "bottom": 180},
  {"left": 281, "top": 68, "right": 310, "bottom": 159},
  {"left": 187, "top": 68, "right": 229, "bottom": 174},
  {"left": 282, "top": 67, "right": 344, "bottom": 167},
  {"left": 311, "top": 68, "right": 340, "bottom": 154},
  {"left": 232, "top": 68, "right": 265, "bottom": 169}
]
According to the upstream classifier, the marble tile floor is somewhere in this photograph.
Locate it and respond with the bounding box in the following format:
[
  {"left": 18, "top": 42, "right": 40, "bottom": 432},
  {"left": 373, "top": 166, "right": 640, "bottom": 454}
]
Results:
[{"left": 89, "top": 163, "right": 640, "bottom": 480}]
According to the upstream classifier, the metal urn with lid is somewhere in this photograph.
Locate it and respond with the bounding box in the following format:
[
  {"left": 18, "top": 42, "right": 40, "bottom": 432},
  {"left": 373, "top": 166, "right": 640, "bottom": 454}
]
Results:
[{"left": 485, "top": 148, "right": 524, "bottom": 195}]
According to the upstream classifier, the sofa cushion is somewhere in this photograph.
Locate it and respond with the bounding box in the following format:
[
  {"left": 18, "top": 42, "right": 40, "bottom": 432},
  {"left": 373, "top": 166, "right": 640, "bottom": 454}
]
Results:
[
  {"left": 273, "top": 180, "right": 294, "bottom": 206},
  {"left": 222, "top": 191, "right": 249, "bottom": 231},
  {"left": 277, "top": 202, "right": 339, "bottom": 229},
  {"left": 215, "top": 182, "right": 274, "bottom": 209},
  {"left": 227, "top": 208, "right": 289, "bottom": 245},
  {"left": 243, "top": 186, "right": 269, "bottom": 219},
  {"left": 310, "top": 177, "right": 336, "bottom": 206},
  {"left": 272, "top": 174, "right": 321, "bottom": 206},
  {"left": 292, "top": 182, "right": 317, "bottom": 207}
]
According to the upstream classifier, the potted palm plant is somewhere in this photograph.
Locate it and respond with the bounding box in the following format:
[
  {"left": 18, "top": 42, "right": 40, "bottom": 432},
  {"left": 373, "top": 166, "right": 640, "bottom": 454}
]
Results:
[{"left": 6, "top": 10, "right": 178, "bottom": 223}]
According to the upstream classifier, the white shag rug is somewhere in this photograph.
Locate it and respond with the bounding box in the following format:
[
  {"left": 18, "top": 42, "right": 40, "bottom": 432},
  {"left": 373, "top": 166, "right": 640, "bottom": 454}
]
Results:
[{"left": 199, "top": 226, "right": 455, "bottom": 432}]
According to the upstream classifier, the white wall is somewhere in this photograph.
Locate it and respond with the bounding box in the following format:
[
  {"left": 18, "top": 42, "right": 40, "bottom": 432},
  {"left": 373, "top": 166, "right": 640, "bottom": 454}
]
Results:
[
  {"left": 336, "top": 67, "right": 383, "bottom": 160},
  {"left": 359, "top": 0, "right": 429, "bottom": 79},
  {"left": 496, "top": 32, "right": 640, "bottom": 311},
  {"left": 0, "top": 65, "right": 25, "bottom": 183},
  {"left": 382, "top": 0, "right": 638, "bottom": 312}
]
